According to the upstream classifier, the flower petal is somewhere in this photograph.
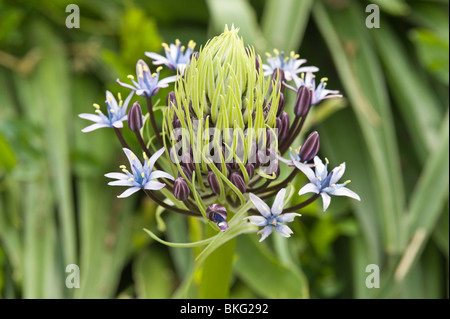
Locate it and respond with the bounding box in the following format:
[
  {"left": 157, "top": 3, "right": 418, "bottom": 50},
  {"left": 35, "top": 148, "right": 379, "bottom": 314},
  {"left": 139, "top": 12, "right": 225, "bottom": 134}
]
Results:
[
  {"left": 108, "top": 180, "right": 136, "bottom": 187},
  {"left": 292, "top": 160, "right": 316, "bottom": 182},
  {"left": 147, "top": 147, "right": 166, "bottom": 171},
  {"left": 328, "top": 186, "right": 361, "bottom": 201},
  {"left": 320, "top": 192, "right": 331, "bottom": 212},
  {"left": 271, "top": 188, "right": 286, "bottom": 217},
  {"left": 117, "top": 186, "right": 141, "bottom": 198},
  {"left": 150, "top": 170, "right": 174, "bottom": 181},
  {"left": 81, "top": 123, "right": 110, "bottom": 132},
  {"left": 249, "top": 193, "right": 271, "bottom": 218},
  {"left": 144, "top": 180, "right": 166, "bottom": 190},
  {"left": 78, "top": 113, "right": 102, "bottom": 122},
  {"left": 112, "top": 120, "right": 124, "bottom": 128},
  {"left": 330, "top": 162, "right": 346, "bottom": 185},
  {"left": 275, "top": 224, "right": 293, "bottom": 238},
  {"left": 123, "top": 148, "right": 143, "bottom": 175},
  {"left": 246, "top": 216, "right": 268, "bottom": 227},
  {"left": 314, "top": 156, "right": 327, "bottom": 179},
  {"left": 276, "top": 213, "right": 301, "bottom": 223},
  {"left": 104, "top": 172, "right": 129, "bottom": 180},
  {"left": 298, "top": 183, "right": 320, "bottom": 196},
  {"left": 257, "top": 226, "right": 274, "bottom": 242}
]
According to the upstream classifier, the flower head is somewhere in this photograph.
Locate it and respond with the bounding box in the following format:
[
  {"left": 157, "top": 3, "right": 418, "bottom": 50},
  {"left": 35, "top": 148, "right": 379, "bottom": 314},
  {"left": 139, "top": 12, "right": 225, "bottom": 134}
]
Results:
[
  {"left": 117, "top": 59, "right": 176, "bottom": 98},
  {"left": 79, "top": 90, "right": 134, "bottom": 132},
  {"left": 293, "top": 72, "right": 342, "bottom": 105},
  {"left": 262, "top": 50, "right": 318, "bottom": 82},
  {"left": 207, "top": 204, "right": 228, "bottom": 232},
  {"left": 294, "top": 156, "right": 360, "bottom": 211},
  {"left": 146, "top": 39, "right": 196, "bottom": 74},
  {"left": 105, "top": 147, "right": 174, "bottom": 198},
  {"left": 247, "top": 189, "right": 301, "bottom": 242}
]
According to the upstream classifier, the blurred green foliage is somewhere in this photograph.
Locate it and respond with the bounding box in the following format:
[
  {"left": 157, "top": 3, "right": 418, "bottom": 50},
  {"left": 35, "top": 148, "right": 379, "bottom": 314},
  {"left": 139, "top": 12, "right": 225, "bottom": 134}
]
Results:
[{"left": 0, "top": 0, "right": 448, "bottom": 299}]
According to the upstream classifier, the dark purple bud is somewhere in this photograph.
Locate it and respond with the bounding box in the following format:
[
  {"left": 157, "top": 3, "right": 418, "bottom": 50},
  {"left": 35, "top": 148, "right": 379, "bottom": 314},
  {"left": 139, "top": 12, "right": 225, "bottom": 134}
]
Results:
[
  {"left": 127, "top": 102, "right": 143, "bottom": 132},
  {"left": 280, "top": 112, "right": 290, "bottom": 139},
  {"left": 276, "top": 93, "right": 285, "bottom": 116},
  {"left": 166, "top": 91, "right": 177, "bottom": 107},
  {"left": 245, "top": 163, "right": 254, "bottom": 179},
  {"left": 207, "top": 171, "right": 221, "bottom": 194},
  {"left": 276, "top": 118, "right": 283, "bottom": 136},
  {"left": 230, "top": 172, "right": 246, "bottom": 193},
  {"left": 255, "top": 55, "right": 261, "bottom": 73},
  {"left": 181, "top": 153, "right": 195, "bottom": 173},
  {"left": 180, "top": 166, "right": 192, "bottom": 181},
  {"left": 271, "top": 68, "right": 285, "bottom": 95},
  {"left": 206, "top": 204, "right": 228, "bottom": 232},
  {"left": 294, "top": 86, "right": 312, "bottom": 117},
  {"left": 173, "top": 177, "right": 190, "bottom": 201},
  {"left": 172, "top": 118, "right": 181, "bottom": 129},
  {"left": 298, "top": 131, "right": 320, "bottom": 162}
]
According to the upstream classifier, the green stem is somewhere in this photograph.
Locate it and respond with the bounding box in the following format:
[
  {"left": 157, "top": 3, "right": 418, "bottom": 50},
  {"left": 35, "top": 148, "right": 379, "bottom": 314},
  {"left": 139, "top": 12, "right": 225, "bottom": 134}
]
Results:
[{"left": 200, "top": 228, "right": 236, "bottom": 299}]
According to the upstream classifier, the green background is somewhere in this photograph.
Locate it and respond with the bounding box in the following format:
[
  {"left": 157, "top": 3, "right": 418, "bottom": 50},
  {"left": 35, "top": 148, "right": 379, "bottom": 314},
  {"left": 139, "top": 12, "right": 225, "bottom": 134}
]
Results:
[{"left": 0, "top": 0, "right": 448, "bottom": 298}]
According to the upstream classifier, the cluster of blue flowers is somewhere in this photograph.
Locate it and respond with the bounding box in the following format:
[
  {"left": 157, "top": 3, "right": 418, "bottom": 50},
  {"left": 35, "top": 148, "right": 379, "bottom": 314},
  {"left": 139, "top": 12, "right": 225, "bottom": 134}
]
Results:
[{"left": 79, "top": 30, "right": 360, "bottom": 243}]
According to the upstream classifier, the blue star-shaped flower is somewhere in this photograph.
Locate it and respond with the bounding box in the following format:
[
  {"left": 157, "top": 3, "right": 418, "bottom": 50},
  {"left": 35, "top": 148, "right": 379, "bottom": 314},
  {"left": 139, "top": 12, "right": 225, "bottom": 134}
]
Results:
[
  {"left": 293, "top": 72, "right": 342, "bottom": 105},
  {"left": 117, "top": 59, "right": 176, "bottom": 98},
  {"left": 145, "top": 39, "right": 196, "bottom": 74},
  {"left": 262, "top": 50, "right": 318, "bottom": 82},
  {"left": 247, "top": 189, "right": 301, "bottom": 242},
  {"left": 294, "top": 156, "right": 360, "bottom": 211},
  {"left": 79, "top": 90, "right": 134, "bottom": 132},
  {"left": 105, "top": 147, "right": 174, "bottom": 198}
]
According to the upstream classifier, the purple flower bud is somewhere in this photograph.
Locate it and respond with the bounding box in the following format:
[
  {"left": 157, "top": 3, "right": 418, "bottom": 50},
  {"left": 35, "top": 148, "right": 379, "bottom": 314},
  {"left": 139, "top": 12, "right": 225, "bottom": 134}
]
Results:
[
  {"left": 271, "top": 68, "right": 285, "bottom": 95},
  {"left": 276, "top": 118, "right": 282, "bottom": 137},
  {"left": 173, "top": 177, "right": 190, "bottom": 201},
  {"left": 277, "top": 93, "right": 285, "bottom": 116},
  {"left": 298, "top": 131, "right": 320, "bottom": 162},
  {"left": 127, "top": 102, "right": 143, "bottom": 132},
  {"left": 166, "top": 91, "right": 177, "bottom": 107},
  {"left": 294, "top": 86, "right": 312, "bottom": 117},
  {"left": 280, "top": 112, "right": 290, "bottom": 139},
  {"left": 245, "top": 163, "right": 254, "bottom": 179},
  {"left": 207, "top": 171, "right": 221, "bottom": 194},
  {"left": 206, "top": 204, "right": 228, "bottom": 231},
  {"left": 180, "top": 166, "right": 192, "bottom": 181},
  {"left": 181, "top": 153, "right": 195, "bottom": 173},
  {"left": 230, "top": 172, "right": 246, "bottom": 193}
]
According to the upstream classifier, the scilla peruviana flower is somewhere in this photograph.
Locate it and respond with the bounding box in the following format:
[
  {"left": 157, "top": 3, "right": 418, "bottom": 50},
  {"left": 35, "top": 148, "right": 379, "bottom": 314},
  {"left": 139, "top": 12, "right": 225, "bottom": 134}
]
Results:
[
  {"left": 262, "top": 49, "right": 318, "bottom": 82},
  {"left": 79, "top": 90, "right": 134, "bottom": 132},
  {"left": 293, "top": 72, "right": 342, "bottom": 105},
  {"left": 105, "top": 147, "right": 174, "bottom": 198},
  {"left": 145, "top": 39, "right": 196, "bottom": 74},
  {"left": 247, "top": 189, "right": 301, "bottom": 242},
  {"left": 294, "top": 156, "right": 360, "bottom": 211},
  {"left": 117, "top": 59, "right": 176, "bottom": 98}
]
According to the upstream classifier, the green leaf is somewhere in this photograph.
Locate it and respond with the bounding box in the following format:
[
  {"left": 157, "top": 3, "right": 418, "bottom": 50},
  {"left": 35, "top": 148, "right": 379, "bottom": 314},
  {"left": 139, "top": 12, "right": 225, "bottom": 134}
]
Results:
[
  {"left": 0, "top": 133, "right": 16, "bottom": 170},
  {"left": 410, "top": 28, "right": 449, "bottom": 85},
  {"left": 261, "top": 0, "right": 313, "bottom": 52},
  {"left": 370, "top": 0, "right": 410, "bottom": 16},
  {"left": 205, "top": 0, "right": 266, "bottom": 51},
  {"left": 234, "top": 235, "right": 309, "bottom": 298}
]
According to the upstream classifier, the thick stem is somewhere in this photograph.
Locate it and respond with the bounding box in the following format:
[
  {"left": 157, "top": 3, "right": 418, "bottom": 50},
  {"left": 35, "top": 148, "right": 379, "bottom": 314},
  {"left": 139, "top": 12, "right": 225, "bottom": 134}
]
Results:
[
  {"left": 144, "top": 189, "right": 201, "bottom": 217},
  {"left": 114, "top": 127, "right": 130, "bottom": 149},
  {"left": 199, "top": 229, "right": 236, "bottom": 298}
]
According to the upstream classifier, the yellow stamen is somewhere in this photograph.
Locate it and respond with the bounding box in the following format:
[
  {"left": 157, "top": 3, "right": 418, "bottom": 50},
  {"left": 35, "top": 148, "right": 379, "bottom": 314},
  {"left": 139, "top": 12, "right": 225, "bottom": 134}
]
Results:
[
  {"left": 162, "top": 43, "right": 169, "bottom": 50},
  {"left": 127, "top": 74, "right": 134, "bottom": 80},
  {"left": 109, "top": 109, "right": 115, "bottom": 113},
  {"left": 131, "top": 154, "right": 135, "bottom": 160},
  {"left": 265, "top": 52, "right": 272, "bottom": 58},
  {"left": 122, "top": 169, "right": 129, "bottom": 173},
  {"left": 344, "top": 180, "right": 351, "bottom": 184},
  {"left": 95, "top": 110, "right": 102, "bottom": 114},
  {"left": 273, "top": 48, "right": 280, "bottom": 55},
  {"left": 128, "top": 178, "right": 134, "bottom": 182},
  {"left": 325, "top": 157, "right": 329, "bottom": 164},
  {"left": 143, "top": 152, "right": 148, "bottom": 160},
  {"left": 156, "top": 66, "right": 163, "bottom": 73},
  {"left": 321, "top": 77, "right": 328, "bottom": 83},
  {"left": 118, "top": 92, "right": 122, "bottom": 101},
  {"left": 119, "top": 100, "right": 123, "bottom": 107},
  {"left": 188, "top": 40, "right": 196, "bottom": 49},
  {"left": 180, "top": 45, "right": 185, "bottom": 52},
  {"left": 318, "top": 177, "right": 322, "bottom": 181},
  {"left": 143, "top": 64, "right": 149, "bottom": 73},
  {"left": 141, "top": 172, "right": 145, "bottom": 178},
  {"left": 120, "top": 165, "right": 126, "bottom": 169},
  {"left": 290, "top": 51, "right": 296, "bottom": 57},
  {"left": 108, "top": 95, "right": 113, "bottom": 102},
  {"left": 93, "top": 103, "right": 100, "bottom": 109},
  {"left": 331, "top": 184, "right": 336, "bottom": 187},
  {"left": 175, "top": 39, "right": 181, "bottom": 46}
]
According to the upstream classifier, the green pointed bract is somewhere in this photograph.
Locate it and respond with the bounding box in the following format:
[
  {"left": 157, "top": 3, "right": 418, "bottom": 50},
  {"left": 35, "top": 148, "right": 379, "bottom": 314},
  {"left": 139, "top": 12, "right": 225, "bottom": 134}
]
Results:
[{"left": 164, "top": 26, "right": 280, "bottom": 203}]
